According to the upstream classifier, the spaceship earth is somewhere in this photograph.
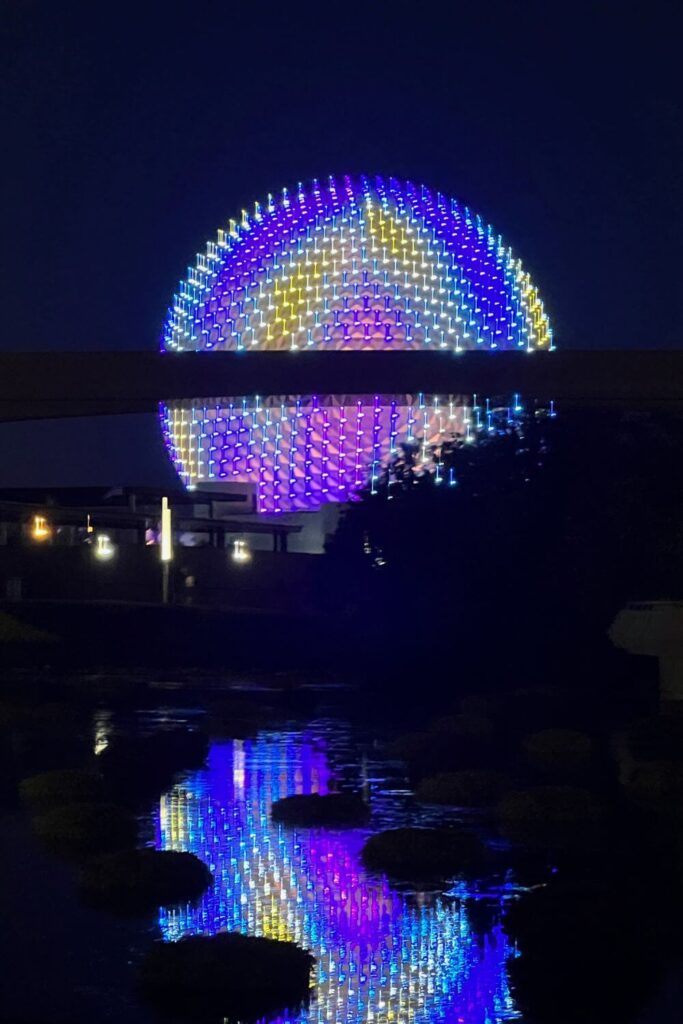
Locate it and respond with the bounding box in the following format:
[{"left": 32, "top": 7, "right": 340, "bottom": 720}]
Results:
[{"left": 161, "top": 175, "right": 553, "bottom": 512}]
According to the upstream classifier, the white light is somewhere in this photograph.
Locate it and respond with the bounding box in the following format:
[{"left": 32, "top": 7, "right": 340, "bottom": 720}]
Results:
[
  {"left": 232, "top": 538, "right": 251, "bottom": 564},
  {"left": 94, "top": 533, "right": 115, "bottom": 561},
  {"left": 160, "top": 496, "right": 173, "bottom": 562}
]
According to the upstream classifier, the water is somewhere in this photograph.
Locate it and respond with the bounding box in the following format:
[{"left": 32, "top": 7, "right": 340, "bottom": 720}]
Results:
[{"left": 153, "top": 718, "right": 522, "bottom": 1024}]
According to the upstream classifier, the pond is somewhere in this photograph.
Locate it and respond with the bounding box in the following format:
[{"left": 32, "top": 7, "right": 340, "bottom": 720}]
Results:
[{"left": 154, "top": 717, "right": 522, "bottom": 1024}]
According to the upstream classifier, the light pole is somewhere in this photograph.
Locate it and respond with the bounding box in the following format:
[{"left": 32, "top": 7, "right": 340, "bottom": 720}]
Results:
[{"left": 160, "top": 496, "right": 173, "bottom": 604}]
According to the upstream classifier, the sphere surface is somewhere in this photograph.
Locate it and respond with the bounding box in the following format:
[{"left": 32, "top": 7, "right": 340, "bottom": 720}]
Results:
[{"left": 162, "top": 176, "right": 552, "bottom": 511}]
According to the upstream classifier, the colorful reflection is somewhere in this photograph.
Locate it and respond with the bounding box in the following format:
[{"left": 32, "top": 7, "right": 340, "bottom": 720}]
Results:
[{"left": 155, "top": 727, "right": 520, "bottom": 1023}]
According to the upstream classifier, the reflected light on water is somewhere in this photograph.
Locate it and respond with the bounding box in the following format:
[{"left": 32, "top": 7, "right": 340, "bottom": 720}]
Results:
[{"left": 155, "top": 728, "right": 520, "bottom": 1023}]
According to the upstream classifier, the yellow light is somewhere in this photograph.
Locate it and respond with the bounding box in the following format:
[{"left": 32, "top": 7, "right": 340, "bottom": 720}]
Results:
[
  {"left": 160, "top": 496, "right": 173, "bottom": 562},
  {"left": 31, "top": 514, "right": 51, "bottom": 542}
]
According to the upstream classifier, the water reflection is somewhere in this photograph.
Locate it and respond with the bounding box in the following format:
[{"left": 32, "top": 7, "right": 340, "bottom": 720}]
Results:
[{"left": 155, "top": 725, "right": 520, "bottom": 1023}]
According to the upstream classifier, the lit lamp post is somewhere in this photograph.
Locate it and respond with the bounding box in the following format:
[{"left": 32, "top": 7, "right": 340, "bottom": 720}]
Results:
[
  {"left": 232, "top": 537, "right": 251, "bottom": 564},
  {"left": 160, "top": 496, "right": 173, "bottom": 604},
  {"left": 93, "top": 533, "right": 116, "bottom": 561},
  {"left": 31, "top": 514, "right": 51, "bottom": 542}
]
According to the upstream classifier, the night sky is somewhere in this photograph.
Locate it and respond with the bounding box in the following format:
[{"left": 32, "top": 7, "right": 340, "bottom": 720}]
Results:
[{"left": 1, "top": 3, "right": 681, "bottom": 485}]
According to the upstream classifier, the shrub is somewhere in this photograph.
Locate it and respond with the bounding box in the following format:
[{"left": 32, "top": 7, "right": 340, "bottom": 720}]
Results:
[
  {"left": 623, "top": 761, "right": 683, "bottom": 816},
  {"left": 32, "top": 802, "right": 137, "bottom": 858},
  {"left": 416, "top": 770, "right": 512, "bottom": 807},
  {"left": 271, "top": 793, "right": 370, "bottom": 827},
  {"left": 522, "top": 729, "right": 594, "bottom": 778},
  {"left": 139, "top": 932, "right": 314, "bottom": 1020},
  {"left": 497, "top": 786, "right": 603, "bottom": 831},
  {"left": 19, "top": 769, "right": 103, "bottom": 811},
  {"left": 385, "top": 725, "right": 495, "bottom": 777},
  {"left": 80, "top": 848, "right": 212, "bottom": 912},
  {"left": 361, "top": 827, "right": 484, "bottom": 879}
]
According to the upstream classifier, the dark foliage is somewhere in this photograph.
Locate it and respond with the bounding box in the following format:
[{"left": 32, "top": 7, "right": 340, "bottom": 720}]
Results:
[
  {"left": 361, "top": 826, "right": 485, "bottom": 879},
  {"left": 32, "top": 802, "right": 137, "bottom": 858},
  {"left": 504, "top": 879, "right": 680, "bottom": 1022},
  {"left": 19, "top": 769, "right": 103, "bottom": 811},
  {"left": 416, "top": 769, "right": 513, "bottom": 806},
  {"left": 139, "top": 932, "right": 314, "bottom": 1022},
  {"left": 79, "top": 849, "right": 212, "bottom": 912},
  {"left": 326, "top": 409, "right": 683, "bottom": 694}
]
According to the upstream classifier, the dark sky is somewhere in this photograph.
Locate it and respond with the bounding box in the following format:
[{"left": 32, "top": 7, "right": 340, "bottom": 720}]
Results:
[{"left": 1, "top": 2, "right": 681, "bottom": 484}]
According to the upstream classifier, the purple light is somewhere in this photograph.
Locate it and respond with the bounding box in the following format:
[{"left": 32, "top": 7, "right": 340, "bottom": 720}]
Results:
[
  {"left": 161, "top": 175, "right": 553, "bottom": 509},
  {"left": 155, "top": 728, "right": 520, "bottom": 1023}
]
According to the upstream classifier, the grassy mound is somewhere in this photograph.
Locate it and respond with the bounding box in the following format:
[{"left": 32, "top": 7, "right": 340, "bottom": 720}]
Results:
[
  {"left": 32, "top": 802, "right": 137, "bottom": 858},
  {"left": 271, "top": 793, "right": 370, "bottom": 827},
  {"left": 139, "top": 932, "right": 314, "bottom": 1020},
  {"left": 522, "top": 728, "right": 594, "bottom": 779},
  {"left": 80, "top": 848, "right": 213, "bottom": 912},
  {"left": 496, "top": 786, "right": 604, "bottom": 857},
  {"left": 384, "top": 724, "right": 496, "bottom": 778},
  {"left": 497, "top": 785, "right": 603, "bottom": 830},
  {"left": 416, "top": 769, "right": 512, "bottom": 807},
  {"left": 361, "top": 827, "right": 484, "bottom": 879},
  {"left": 19, "top": 769, "right": 103, "bottom": 811},
  {"left": 623, "top": 761, "right": 683, "bottom": 817}
]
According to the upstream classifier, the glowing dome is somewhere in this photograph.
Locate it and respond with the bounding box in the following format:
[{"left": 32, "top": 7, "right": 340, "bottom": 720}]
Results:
[{"left": 162, "top": 175, "right": 553, "bottom": 511}]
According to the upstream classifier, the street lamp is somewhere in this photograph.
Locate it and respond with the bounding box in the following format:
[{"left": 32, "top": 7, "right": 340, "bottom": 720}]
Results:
[
  {"left": 93, "top": 533, "right": 115, "bottom": 561},
  {"left": 31, "top": 514, "right": 51, "bottom": 542},
  {"left": 160, "top": 496, "right": 173, "bottom": 603},
  {"left": 232, "top": 538, "right": 251, "bottom": 564}
]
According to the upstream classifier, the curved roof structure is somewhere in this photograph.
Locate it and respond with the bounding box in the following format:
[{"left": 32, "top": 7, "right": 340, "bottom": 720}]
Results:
[{"left": 163, "top": 175, "right": 552, "bottom": 355}]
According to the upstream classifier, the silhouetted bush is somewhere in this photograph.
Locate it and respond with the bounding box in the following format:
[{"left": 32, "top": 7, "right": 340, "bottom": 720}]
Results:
[
  {"left": 623, "top": 761, "right": 683, "bottom": 817},
  {"left": 416, "top": 770, "right": 512, "bottom": 807},
  {"left": 431, "top": 714, "right": 495, "bottom": 741},
  {"left": 361, "top": 827, "right": 484, "bottom": 879},
  {"left": 19, "top": 769, "right": 103, "bottom": 811},
  {"left": 32, "top": 802, "right": 137, "bottom": 858},
  {"left": 497, "top": 786, "right": 603, "bottom": 831},
  {"left": 271, "top": 793, "right": 370, "bottom": 827},
  {"left": 98, "top": 729, "right": 208, "bottom": 803},
  {"left": 496, "top": 786, "right": 605, "bottom": 857},
  {"left": 522, "top": 729, "right": 594, "bottom": 779},
  {"left": 384, "top": 725, "right": 495, "bottom": 778},
  {"left": 139, "top": 932, "right": 314, "bottom": 1021},
  {"left": 79, "top": 848, "right": 212, "bottom": 912}
]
